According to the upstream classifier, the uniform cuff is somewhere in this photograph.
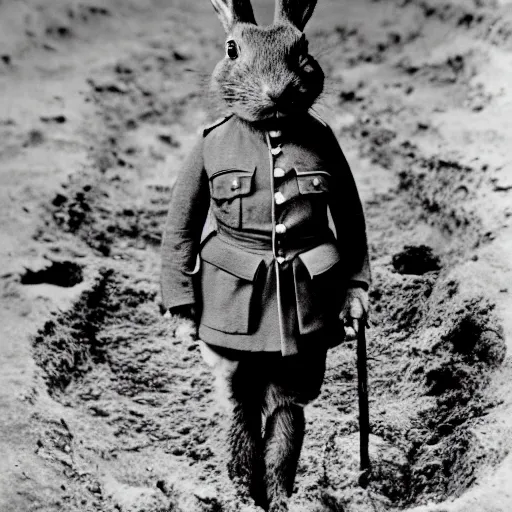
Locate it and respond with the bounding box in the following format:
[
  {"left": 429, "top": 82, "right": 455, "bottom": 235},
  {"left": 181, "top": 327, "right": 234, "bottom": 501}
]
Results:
[{"left": 161, "top": 294, "right": 195, "bottom": 314}]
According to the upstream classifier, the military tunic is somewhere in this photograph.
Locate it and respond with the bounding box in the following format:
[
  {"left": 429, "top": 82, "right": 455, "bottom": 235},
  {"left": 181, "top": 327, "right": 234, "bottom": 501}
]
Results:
[{"left": 161, "top": 113, "right": 370, "bottom": 356}]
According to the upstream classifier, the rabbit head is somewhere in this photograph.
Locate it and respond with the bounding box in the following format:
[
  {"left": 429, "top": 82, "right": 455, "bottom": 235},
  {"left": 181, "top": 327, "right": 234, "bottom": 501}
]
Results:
[{"left": 209, "top": 0, "right": 324, "bottom": 122}]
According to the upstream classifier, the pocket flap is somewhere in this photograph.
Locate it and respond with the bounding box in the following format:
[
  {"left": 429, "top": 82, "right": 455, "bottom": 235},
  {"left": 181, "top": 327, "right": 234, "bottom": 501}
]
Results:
[
  {"left": 298, "top": 242, "right": 340, "bottom": 277},
  {"left": 210, "top": 168, "right": 256, "bottom": 201},
  {"left": 296, "top": 172, "right": 329, "bottom": 195},
  {"left": 201, "top": 236, "right": 264, "bottom": 281}
]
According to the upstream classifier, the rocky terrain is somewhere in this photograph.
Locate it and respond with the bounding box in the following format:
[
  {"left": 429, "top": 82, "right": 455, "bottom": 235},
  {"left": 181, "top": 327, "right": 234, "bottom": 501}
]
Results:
[{"left": 1, "top": 0, "right": 512, "bottom": 511}]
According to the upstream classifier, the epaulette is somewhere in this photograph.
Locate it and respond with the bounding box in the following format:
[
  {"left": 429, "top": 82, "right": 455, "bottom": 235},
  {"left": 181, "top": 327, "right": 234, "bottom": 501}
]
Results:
[
  {"left": 202, "top": 115, "right": 233, "bottom": 137},
  {"left": 308, "top": 109, "right": 327, "bottom": 127}
]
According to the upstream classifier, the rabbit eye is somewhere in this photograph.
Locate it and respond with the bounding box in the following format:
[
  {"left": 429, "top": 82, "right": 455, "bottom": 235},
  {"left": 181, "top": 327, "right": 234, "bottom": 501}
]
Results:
[{"left": 226, "top": 40, "right": 239, "bottom": 60}]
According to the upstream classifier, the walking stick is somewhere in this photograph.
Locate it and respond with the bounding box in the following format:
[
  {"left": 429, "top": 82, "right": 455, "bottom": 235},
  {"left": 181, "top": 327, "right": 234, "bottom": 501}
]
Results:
[{"left": 356, "top": 322, "right": 370, "bottom": 487}]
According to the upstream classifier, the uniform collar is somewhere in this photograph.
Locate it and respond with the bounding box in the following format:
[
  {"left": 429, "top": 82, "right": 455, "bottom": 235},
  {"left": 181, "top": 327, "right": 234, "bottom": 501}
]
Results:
[{"left": 239, "top": 112, "right": 310, "bottom": 134}]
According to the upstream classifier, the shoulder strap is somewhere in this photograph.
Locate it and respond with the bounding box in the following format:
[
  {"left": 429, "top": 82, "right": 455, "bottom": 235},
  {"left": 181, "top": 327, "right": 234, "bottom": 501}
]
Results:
[{"left": 202, "top": 115, "right": 233, "bottom": 137}]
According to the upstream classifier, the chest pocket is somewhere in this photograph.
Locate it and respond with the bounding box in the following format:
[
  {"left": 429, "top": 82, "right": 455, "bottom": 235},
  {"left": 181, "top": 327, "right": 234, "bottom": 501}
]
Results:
[
  {"left": 276, "top": 169, "right": 330, "bottom": 206},
  {"left": 209, "top": 167, "right": 256, "bottom": 229},
  {"left": 296, "top": 171, "right": 329, "bottom": 195}
]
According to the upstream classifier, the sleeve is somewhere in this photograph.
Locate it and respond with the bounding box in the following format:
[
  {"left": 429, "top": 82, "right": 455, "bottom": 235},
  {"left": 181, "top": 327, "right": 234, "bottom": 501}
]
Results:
[
  {"left": 160, "top": 137, "right": 210, "bottom": 312},
  {"left": 325, "top": 126, "right": 371, "bottom": 290}
]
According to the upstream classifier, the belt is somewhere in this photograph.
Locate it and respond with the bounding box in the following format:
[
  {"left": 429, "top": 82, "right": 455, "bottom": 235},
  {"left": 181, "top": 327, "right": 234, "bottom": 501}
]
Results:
[{"left": 216, "top": 225, "right": 335, "bottom": 260}]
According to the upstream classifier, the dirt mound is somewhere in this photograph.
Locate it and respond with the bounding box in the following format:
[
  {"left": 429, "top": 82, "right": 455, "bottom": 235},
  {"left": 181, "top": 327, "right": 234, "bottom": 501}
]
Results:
[
  {"left": 31, "top": 264, "right": 242, "bottom": 511},
  {"left": 315, "top": 266, "right": 506, "bottom": 510}
]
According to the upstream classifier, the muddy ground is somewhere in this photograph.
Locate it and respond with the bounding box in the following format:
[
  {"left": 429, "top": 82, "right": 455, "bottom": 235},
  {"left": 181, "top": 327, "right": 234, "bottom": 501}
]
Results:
[{"left": 1, "top": 0, "right": 512, "bottom": 511}]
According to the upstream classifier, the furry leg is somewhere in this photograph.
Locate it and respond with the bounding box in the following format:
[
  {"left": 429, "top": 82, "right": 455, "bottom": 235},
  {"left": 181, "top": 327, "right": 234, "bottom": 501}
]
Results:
[
  {"left": 263, "top": 399, "right": 305, "bottom": 512},
  {"left": 227, "top": 370, "right": 267, "bottom": 509}
]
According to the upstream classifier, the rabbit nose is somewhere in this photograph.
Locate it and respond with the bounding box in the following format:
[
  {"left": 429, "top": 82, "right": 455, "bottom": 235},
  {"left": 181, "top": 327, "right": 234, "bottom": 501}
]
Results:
[{"left": 262, "top": 84, "right": 284, "bottom": 104}]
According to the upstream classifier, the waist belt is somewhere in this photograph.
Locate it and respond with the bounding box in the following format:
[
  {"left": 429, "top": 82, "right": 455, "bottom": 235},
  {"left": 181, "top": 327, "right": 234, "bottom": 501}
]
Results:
[{"left": 216, "top": 225, "right": 335, "bottom": 257}]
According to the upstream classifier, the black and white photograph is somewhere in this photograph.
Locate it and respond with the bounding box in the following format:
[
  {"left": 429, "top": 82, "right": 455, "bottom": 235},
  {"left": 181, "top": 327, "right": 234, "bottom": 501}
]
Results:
[{"left": 1, "top": 0, "right": 511, "bottom": 511}]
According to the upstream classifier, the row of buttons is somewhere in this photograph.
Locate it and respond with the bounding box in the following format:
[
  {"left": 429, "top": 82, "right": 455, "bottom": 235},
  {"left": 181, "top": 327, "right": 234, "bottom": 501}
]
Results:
[
  {"left": 269, "top": 129, "right": 286, "bottom": 264},
  {"left": 272, "top": 131, "right": 285, "bottom": 178}
]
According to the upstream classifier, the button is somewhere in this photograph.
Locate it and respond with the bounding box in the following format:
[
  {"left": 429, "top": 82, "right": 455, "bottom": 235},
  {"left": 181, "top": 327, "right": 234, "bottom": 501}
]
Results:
[
  {"left": 276, "top": 256, "right": 285, "bottom": 264},
  {"left": 269, "top": 130, "right": 282, "bottom": 138},
  {"left": 271, "top": 146, "right": 282, "bottom": 156},
  {"left": 231, "top": 179, "right": 240, "bottom": 190},
  {"left": 274, "top": 192, "right": 285, "bottom": 205},
  {"left": 273, "top": 167, "right": 285, "bottom": 178},
  {"left": 312, "top": 177, "right": 321, "bottom": 187},
  {"left": 275, "top": 223, "right": 287, "bottom": 234}
]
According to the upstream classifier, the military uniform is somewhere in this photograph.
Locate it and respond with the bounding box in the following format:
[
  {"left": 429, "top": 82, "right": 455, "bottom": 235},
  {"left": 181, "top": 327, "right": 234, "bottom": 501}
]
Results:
[{"left": 161, "top": 112, "right": 370, "bottom": 358}]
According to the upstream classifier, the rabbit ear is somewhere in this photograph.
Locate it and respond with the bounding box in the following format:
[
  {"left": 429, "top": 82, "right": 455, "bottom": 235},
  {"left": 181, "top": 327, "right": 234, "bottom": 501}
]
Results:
[
  {"left": 210, "top": 0, "right": 257, "bottom": 32},
  {"left": 274, "top": 0, "right": 317, "bottom": 31}
]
